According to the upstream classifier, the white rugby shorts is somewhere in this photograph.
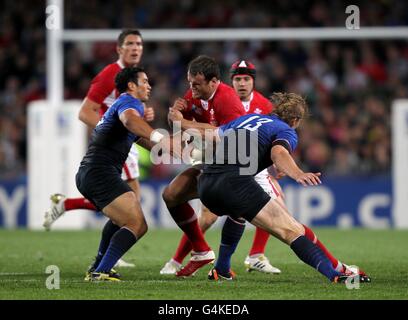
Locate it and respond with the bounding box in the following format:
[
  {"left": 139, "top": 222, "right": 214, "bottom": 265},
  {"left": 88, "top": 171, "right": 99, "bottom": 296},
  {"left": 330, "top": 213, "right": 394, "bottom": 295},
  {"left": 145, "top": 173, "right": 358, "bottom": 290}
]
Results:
[
  {"left": 121, "top": 144, "right": 140, "bottom": 180},
  {"left": 254, "top": 169, "right": 280, "bottom": 200}
]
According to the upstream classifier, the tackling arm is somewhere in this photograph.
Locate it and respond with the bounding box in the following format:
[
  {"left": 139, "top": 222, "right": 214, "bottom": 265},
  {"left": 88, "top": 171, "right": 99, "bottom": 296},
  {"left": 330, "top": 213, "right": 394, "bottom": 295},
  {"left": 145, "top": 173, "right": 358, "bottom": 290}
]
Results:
[
  {"left": 136, "top": 138, "right": 155, "bottom": 151},
  {"left": 168, "top": 106, "right": 218, "bottom": 138},
  {"left": 271, "top": 145, "right": 321, "bottom": 186},
  {"left": 121, "top": 109, "right": 182, "bottom": 159},
  {"left": 180, "top": 119, "right": 216, "bottom": 132},
  {"left": 119, "top": 109, "right": 155, "bottom": 140}
]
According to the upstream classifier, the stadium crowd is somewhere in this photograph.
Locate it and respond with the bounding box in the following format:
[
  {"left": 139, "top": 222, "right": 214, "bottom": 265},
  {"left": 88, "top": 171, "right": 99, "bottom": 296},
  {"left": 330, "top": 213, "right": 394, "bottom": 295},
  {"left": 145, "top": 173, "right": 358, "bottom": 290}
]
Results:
[{"left": 1, "top": 0, "right": 407, "bottom": 179}]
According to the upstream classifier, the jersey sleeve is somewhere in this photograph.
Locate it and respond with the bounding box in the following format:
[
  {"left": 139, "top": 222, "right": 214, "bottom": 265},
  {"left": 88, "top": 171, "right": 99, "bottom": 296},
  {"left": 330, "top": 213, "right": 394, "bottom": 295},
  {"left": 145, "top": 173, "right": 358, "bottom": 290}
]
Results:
[
  {"left": 255, "top": 92, "right": 274, "bottom": 114},
  {"left": 273, "top": 129, "right": 298, "bottom": 153},
  {"left": 265, "top": 99, "right": 274, "bottom": 113},
  {"left": 86, "top": 66, "right": 117, "bottom": 104},
  {"left": 117, "top": 99, "right": 145, "bottom": 118},
  {"left": 214, "top": 92, "right": 246, "bottom": 125}
]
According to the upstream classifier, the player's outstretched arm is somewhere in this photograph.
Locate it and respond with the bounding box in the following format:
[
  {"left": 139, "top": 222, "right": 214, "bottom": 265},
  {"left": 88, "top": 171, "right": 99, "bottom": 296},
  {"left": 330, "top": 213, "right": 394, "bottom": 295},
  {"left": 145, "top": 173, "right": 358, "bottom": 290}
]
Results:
[
  {"left": 181, "top": 118, "right": 216, "bottom": 131},
  {"left": 136, "top": 138, "right": 155, "bottom": 151},
  {"left": 119, "top": 108, "right": 155, "bottom": 140},
  {"left": 78, "top": 98, "right": 102, "bottom": 128},
  {"left": 271, "top": 145, "right": 321, "bottom": 186},
  {"left": 168, "top": 107, "right": 216, "bottom": 133},
  {"left": 121, "top": 109, "right": 182, "bottom": 158}
]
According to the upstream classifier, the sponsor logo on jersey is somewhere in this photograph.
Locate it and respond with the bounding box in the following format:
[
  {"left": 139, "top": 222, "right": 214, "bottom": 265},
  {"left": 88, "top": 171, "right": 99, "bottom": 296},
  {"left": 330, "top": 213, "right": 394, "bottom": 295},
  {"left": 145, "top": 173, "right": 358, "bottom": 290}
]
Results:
[
  {"left": 242, "top": 101, "right": 250, "bottom": 112},
  {"left": 200, "top": 100, "right": 209, "bottom": 110}
]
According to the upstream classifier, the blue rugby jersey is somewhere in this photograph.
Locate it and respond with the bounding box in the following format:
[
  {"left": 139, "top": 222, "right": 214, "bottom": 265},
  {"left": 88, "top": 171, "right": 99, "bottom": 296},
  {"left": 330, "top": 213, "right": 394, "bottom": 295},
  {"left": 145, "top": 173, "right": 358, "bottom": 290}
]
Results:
[
  {"left": 80, "top": 93, "right": 145, "bottom": 170},
  {"left": 205, "top": 114, "right": 298, "bottom": 175}
]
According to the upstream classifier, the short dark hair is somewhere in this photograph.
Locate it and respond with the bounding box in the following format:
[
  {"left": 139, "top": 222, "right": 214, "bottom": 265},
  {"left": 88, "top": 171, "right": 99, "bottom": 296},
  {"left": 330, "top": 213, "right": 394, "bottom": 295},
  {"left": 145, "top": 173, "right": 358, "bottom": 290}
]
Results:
[
  {"left": 188, "top": 55, "right": 220, "bottom": 81},
  {"left": 117, "top": 29, "right": 142, "bottom": 47},
  {"left": 115, "top": 67, "right": 145, "bottom": 93}
]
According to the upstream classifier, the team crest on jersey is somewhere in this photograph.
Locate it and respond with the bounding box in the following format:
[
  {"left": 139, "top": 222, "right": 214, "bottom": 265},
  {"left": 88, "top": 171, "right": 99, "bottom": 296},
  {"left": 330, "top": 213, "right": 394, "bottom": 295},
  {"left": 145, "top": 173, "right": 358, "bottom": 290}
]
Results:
[
  {"left": 200, "top": 100, "right": 209, "bottom": 110},
  {"left": 242, "top": 101, "right": 250, "bottom": 112},
  {"left": 192, "top": 104, "right": 202, "bottom": 115},
  {"left": 254, "top": 107, "right": 262, "bottom": 114}
]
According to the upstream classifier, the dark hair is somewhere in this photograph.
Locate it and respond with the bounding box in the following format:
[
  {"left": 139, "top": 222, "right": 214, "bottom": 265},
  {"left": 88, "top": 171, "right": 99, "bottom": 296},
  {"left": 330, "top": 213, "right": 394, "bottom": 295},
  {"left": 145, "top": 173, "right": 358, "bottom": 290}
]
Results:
[
  {"left": 270, "top": 92, "right": 309, "bottom": 124},
  {"left": 117, "top": 29, "right": 142, "bottom": 47},
  {"left": 115, "top": 67, "right": 145, "bottom": 93},
  {"left": 188, "top": 55, "right": 220, "bottom": 81}
]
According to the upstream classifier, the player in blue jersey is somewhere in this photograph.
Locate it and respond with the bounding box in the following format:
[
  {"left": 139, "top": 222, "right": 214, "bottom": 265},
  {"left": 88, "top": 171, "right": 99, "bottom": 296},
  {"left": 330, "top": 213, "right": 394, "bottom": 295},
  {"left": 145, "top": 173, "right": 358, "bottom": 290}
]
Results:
[
  {"left": 197, "top": 92, "right": 370, "bottom": 284},
  {"left": 76, "top": 67, "right": 173, "bottom": 281}
]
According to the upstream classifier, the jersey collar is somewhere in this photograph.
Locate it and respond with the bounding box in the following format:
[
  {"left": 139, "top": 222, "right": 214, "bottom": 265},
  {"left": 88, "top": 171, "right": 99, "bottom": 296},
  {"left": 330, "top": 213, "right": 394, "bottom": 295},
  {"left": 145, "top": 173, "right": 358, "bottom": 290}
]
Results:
[
  {"left": 117, "top": 59, "right": 125, "bottom": 69},
  {"left": 242, "top": 91, "right": 254, "bottom": 103}
]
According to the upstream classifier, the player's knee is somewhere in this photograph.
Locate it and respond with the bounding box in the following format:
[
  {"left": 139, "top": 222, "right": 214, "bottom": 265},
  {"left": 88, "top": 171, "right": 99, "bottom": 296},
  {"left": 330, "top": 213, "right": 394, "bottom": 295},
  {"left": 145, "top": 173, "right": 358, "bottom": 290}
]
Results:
[
  {"left": 162, "top": 185, "right": 171, "bottom": 202},
  {"left": 280, "top": 228, "right": 303, "bottom": 245},
  {"left": 126, "top": 218, "right": 148, "bottom": 239},
  {"left": 162, "top": 185, "right": 178, "bottom": 207},
  {"left": 137, "top": 220, "right": 148, "bottom": 238},
  {"left": 199, "top": 212, "right": 218, "bottom": 231}
]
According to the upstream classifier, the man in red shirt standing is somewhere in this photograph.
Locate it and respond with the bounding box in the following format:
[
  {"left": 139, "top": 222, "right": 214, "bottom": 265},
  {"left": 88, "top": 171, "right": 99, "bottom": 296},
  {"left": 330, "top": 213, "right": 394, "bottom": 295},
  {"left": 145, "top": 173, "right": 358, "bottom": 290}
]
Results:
[
  {"left": 160, "top": 55, "right": 247, "bottom": 277},
  {"left": 43, "top": 29, "right": 154, "bottom": 269}
]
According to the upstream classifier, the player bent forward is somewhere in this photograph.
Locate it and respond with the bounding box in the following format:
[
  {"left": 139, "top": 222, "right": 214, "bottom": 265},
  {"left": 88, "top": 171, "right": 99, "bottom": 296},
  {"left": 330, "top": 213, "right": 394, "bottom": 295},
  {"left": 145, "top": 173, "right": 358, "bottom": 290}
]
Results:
[
  {"left": 76, "top": 67, "right": 174, "bottom": 281},
  {"left": 196, "top": 93, "right": 371, "bottom": 284}
]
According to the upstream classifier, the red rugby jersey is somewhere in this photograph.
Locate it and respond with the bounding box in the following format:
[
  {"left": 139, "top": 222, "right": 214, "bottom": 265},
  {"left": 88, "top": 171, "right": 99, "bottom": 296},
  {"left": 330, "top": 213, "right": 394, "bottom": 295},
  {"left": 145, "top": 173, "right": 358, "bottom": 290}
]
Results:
[
  {"left": 243, "top": 90, "right": 274, "bottom": 115},
  {"left": 182, "top": 82, "right": 246, "bottom": 126},
  {"left": 86, "top": 60, "right": 124, "bottom": 115}
]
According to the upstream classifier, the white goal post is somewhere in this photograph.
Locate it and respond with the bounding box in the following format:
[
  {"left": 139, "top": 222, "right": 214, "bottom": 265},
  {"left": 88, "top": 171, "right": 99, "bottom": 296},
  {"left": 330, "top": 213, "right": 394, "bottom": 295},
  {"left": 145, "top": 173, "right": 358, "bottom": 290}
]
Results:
[
  {"left": 392, "top": 100, "right": 408, "bottom": 228},
  {"left": 46, "top": 0, "right": 408, "bottom": 106}
]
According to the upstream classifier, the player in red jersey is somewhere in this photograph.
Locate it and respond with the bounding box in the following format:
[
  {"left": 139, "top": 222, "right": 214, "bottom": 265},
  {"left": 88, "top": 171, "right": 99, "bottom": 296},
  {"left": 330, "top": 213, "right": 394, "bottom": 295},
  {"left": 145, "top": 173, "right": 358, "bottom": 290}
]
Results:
[
  {"left": 43, "top": 29, "right": 154, "bottom": 268},
  {"left": 160, "top": 55, "right": 247, "bottom": 277},
  {"left": 160, "top": 60, "right": 282, "bottom": 277}
]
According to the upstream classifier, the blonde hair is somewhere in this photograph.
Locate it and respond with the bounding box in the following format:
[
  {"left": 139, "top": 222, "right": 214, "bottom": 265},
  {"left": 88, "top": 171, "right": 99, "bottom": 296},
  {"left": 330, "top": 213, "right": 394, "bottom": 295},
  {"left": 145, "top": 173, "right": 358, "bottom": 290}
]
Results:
[{"left": 270, "top": 92, "right": 308, "bottom": 125}]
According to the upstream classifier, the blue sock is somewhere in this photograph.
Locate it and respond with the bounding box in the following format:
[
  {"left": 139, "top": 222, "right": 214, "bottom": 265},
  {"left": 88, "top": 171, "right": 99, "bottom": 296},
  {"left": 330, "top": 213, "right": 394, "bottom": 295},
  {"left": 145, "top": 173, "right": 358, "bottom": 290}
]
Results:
[
  {"left": 215, "top": 216, "right": 246, "bottom": 274},
  {"left": 95, "top": 228, "right": 137, "bottom": 273},
  {"left": 92, "top": 220, "right": 120, "bottom": 269},
  {"left": 290, "top": 235, "right": 341, "bottom": 281}
]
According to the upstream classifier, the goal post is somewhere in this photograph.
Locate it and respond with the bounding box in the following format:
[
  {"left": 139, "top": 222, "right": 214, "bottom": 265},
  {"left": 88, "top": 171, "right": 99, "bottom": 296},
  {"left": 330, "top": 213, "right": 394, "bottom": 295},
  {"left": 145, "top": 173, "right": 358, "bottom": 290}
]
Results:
[
  {"left": 392, "top": 100, "right": 408, "bottom": 228},
  {"left": 28, "top": 100, "right": 88, "bottom": 229}
]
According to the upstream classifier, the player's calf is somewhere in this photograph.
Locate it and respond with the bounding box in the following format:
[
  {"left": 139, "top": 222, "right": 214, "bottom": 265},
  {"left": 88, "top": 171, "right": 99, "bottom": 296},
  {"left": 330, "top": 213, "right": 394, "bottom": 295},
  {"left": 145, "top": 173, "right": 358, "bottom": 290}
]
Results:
[{"left": 198, "top": 205, "right": 219, "bottom": 231}]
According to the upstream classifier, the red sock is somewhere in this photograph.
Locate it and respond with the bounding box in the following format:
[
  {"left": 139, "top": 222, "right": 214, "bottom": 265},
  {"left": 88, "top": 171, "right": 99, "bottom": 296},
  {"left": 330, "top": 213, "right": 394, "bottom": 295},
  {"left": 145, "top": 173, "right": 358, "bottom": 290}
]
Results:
[
  {"left": 302, "top": 224, "right": 341, "bottom": 270},
  {"left": 172, "top": 234, "right": 193, "bottom": 264},
  {"left": 64, "top": 198, "right": 97, "bottom": 211},
  {"left": 249, "top": 227, "right": 270, "bottom": 256},
  {"left": 168, "top": 203, "right": 210, "bottom": 253}
]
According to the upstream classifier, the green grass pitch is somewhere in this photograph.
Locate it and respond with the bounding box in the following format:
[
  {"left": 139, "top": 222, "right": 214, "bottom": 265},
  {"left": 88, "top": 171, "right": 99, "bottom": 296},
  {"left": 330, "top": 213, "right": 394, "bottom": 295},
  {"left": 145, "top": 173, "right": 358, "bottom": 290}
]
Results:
[{"left": 0, "top": 228, "right": 407, "bottom": 300}]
